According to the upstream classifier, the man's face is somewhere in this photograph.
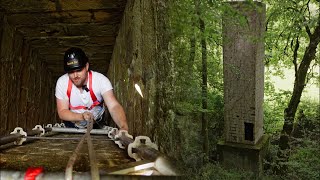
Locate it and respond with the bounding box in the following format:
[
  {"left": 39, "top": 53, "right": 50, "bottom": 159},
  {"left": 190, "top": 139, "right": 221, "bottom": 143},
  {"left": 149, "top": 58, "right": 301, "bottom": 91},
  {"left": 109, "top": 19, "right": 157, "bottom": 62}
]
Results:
[{"left": 68, "top": 63, "right": 89, "bottom": 88}]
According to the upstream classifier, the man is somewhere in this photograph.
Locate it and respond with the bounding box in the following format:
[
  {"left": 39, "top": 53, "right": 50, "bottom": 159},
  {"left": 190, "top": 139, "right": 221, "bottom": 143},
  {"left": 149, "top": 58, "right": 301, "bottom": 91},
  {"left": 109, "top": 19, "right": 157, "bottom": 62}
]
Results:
[{"left": 55, "top": 47, "right": 128, "bottom": 130}]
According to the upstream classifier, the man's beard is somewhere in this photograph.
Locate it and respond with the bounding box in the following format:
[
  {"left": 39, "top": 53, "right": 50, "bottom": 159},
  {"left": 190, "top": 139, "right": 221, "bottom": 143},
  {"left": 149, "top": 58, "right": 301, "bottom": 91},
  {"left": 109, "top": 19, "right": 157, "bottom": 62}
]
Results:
[{"left": 72, "top": 76, "right": 86, "bottom": 88}]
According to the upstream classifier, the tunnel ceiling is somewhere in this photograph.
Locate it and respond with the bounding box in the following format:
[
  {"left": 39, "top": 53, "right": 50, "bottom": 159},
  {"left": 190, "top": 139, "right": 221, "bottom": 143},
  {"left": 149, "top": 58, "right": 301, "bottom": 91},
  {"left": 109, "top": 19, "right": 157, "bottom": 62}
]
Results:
[{"left": 0, "top": 0, "right": 127, "bottom": 79}]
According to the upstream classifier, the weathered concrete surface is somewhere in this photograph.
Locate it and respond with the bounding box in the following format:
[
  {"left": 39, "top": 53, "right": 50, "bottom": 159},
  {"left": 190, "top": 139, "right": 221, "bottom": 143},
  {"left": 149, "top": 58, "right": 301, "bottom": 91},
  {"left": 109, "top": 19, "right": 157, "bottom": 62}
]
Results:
[
  {"left": 109, "top": 0, "right": 156, "bottom": 137},
  {"left": 0, "top": 17, "right": 57, "bottom": 136},
  {"left": 219, "top": 1, "right": 269, "bottom": 175},
  {"left": 109, "top": 0, "right": 174, "bottom": 156},
  {"left": 222, "top": 1, "right": 265, "bottom": 145},
  {"left": 217, "top": 134, "right": 270, "bottom": 175},
  {"left": 0, "top": 134, "right": 134, "bottom": 172}
]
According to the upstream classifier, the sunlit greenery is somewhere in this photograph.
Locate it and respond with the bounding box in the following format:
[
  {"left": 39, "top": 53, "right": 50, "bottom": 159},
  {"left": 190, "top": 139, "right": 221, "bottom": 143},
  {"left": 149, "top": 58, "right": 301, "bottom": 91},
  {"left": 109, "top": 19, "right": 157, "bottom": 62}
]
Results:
[{"left": 166, "top": 0, "right": 319, "bottom": 179}]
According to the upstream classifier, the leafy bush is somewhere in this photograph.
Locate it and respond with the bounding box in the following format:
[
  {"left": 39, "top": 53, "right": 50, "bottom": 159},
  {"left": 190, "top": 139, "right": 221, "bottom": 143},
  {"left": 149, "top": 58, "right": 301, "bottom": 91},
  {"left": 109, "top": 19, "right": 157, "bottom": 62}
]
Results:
[
  {"left": 194, "top": 163, "right": 256, "bottom": 180},
  {"left": 286, "top": 140, "right": 320, "bottom": 180}
]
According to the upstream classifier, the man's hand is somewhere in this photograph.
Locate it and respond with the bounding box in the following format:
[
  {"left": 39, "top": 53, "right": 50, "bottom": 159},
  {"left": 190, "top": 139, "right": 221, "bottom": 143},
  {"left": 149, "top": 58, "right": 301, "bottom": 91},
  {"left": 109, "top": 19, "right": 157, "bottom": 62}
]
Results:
[
  {"left": 103, "top": 90, "right": 129, "bottom": 131},
  {"left": 82, "top": 112, "right": 94, "bottom": 121}
]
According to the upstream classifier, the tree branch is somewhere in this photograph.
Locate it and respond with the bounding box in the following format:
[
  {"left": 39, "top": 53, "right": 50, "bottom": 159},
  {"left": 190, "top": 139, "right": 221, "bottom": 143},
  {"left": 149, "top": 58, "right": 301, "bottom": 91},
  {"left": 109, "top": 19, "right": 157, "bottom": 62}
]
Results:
[
  {"left": 292, "top": 36, "right": 300, "bottom": 75},
  {"left": 305, "top": 24, "right": 312, "bottom": 37},
  {"left": 283, "top": 32, "right": 292, "bottom": 56}
]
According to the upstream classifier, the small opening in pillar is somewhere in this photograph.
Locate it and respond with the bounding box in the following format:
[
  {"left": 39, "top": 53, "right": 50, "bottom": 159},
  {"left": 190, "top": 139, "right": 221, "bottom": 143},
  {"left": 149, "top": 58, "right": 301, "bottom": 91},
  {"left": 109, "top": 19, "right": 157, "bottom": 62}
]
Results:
[{"left": 244, "top": 122, "right": 254, "bottom": 141}]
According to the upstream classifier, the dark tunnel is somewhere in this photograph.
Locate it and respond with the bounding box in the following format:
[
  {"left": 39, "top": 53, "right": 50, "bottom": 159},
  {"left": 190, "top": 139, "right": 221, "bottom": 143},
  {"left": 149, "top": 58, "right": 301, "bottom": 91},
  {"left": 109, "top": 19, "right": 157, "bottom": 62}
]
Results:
[{"left": 0, "top": 0, "right": 176, "bottom": 178}]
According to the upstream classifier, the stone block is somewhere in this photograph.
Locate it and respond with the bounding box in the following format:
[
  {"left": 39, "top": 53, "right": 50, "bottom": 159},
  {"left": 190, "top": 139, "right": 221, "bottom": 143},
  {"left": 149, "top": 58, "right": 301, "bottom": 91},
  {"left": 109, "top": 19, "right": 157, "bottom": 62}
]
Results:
[{"left": 217, "top": 134, "right": 270, "bottom": 176}]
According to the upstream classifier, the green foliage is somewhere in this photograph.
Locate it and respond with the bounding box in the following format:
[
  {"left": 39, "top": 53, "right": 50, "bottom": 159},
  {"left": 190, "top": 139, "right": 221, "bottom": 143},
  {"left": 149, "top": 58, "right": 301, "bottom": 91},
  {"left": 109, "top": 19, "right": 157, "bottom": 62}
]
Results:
[
  {"left": 173, "top": 95, "right": 224, "bottom": 170},
  {"left": 287, "top": 140, "right": 320, "bottom": 180},
  {"left": 195, "top": 163, "right": 256, "bottom": 180},
  {"left": 166, "top": 0, "right": 319, "bottom": 179},
  {"left": 286, "top": 103, "right": 320, "bottom": 180},
  {"left": 167, "top": 0, "right": 225, "bottom": 173},
  {"left": 263, "top": 100, "right": 320, "bottom": 179},
  {"left": 265, "top": 0, "right": 319, "bottom": 79},
  {"left": 293, "top": 101, "right": 320, "bottom": 139},
  {"left": 176, "top": 114, "right": 203, "bottom": 170},
  {"left": 264, "top": 88, "right": 292, "bottom": 134},
  {"left": 168, "top": 0, "right": 225, "bottom": 111},
  {"left": 263, "top": 139, "right": 320, "bottom": 180}
]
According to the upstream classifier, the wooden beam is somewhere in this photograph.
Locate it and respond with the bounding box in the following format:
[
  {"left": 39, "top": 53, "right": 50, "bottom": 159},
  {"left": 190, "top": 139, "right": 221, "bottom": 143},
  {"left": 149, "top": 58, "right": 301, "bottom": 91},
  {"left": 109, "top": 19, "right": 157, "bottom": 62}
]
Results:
[
  {"left": 38, "top": 53, "right": 112, "bottom": 62},
  {"left": 6, "top": 10, "right": 122, "bottom": 27},
  {"left": 0, "top": 0, "right": 127, "bottom": 13},
  {"left": 17, "top": 24, "right": 118, "bottom": 38},
  {"left": 37, "top": 46, "right": 114, "bottom": 55},
  {"left": 27, "top": 36, "right": 116, "bottom": 47}
]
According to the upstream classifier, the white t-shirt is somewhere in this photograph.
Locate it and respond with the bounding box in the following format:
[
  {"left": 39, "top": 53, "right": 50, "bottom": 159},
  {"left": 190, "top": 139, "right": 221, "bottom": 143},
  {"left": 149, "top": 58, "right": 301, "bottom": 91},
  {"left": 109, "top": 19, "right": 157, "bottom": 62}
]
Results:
[{"left": 55, "top": 70, "right": 113, "bottom": 120}]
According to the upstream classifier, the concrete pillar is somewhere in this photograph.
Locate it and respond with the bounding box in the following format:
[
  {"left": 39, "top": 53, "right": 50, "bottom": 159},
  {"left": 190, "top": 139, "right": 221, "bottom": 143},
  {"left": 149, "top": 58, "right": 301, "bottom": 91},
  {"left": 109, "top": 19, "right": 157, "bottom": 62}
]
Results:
[{"left": 217, "top": 1, "right": 269, "bottom": 175}]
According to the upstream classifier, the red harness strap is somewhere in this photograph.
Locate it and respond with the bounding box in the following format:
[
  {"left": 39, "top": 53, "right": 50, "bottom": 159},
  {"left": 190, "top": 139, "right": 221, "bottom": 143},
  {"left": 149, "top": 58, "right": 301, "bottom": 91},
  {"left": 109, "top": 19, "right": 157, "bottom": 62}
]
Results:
[
  {"left": 67, "top": 71, "right": 102, "bottom": 110},
  {"left": 24, "top": 167, "right": 44, "bottom": 180}
]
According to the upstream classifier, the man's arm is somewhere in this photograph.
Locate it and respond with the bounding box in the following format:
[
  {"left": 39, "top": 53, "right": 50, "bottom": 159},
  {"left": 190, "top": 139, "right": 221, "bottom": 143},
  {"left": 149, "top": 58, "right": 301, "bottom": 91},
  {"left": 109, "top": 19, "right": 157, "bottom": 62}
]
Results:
[
  {"left": 56, "top": 98, "right": 92, "bottom": 121},
  {"left": 102, "top": 90, "right": 128, "bottom": 131}
]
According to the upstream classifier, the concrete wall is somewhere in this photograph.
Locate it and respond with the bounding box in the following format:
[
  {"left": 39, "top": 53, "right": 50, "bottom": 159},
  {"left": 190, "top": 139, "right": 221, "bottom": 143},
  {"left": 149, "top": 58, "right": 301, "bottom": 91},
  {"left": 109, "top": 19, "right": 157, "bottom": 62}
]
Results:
[
  {"left": 109, "top": 0, "right": 156, "bottom": 137},
  {"left": 0, "top": 15, "right": 57, "bottom": 136},
  {"left": 109, "top": 0, "right": 173, "bottom": 147},
  {"left": 222, "top": 2, "right": 265, "bottom": 144}
]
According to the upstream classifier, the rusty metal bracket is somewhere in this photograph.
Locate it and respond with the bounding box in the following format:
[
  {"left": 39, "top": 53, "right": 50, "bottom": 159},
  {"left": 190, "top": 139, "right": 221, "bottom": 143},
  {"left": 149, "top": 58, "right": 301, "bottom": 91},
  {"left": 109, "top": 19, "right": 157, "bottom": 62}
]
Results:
[
  {"left": 114, "top": 130, "right": 133, "bottom": 149},
  {"left": 10, "top": 127, "right": 27, "bottom": 145}
]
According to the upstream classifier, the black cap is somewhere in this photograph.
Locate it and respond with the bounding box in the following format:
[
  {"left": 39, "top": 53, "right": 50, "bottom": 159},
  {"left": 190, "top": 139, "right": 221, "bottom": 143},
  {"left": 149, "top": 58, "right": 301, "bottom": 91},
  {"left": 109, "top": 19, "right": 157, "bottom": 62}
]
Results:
[{"left": 64, "top": 47, "right": 88, "bottom": 72}]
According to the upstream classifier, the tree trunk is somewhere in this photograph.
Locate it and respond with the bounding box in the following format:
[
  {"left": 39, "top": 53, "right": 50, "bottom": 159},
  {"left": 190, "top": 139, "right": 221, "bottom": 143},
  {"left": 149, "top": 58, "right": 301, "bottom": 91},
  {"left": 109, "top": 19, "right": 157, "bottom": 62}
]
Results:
[
  {"left": 279, "top": 19, "right": 320, "bottom": 151},
  {"left": 195, "top": 0, "right": 209, "bottom": 163},
  {"left": 188, "top": 29, "right": 196, "bottom": 72}
]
